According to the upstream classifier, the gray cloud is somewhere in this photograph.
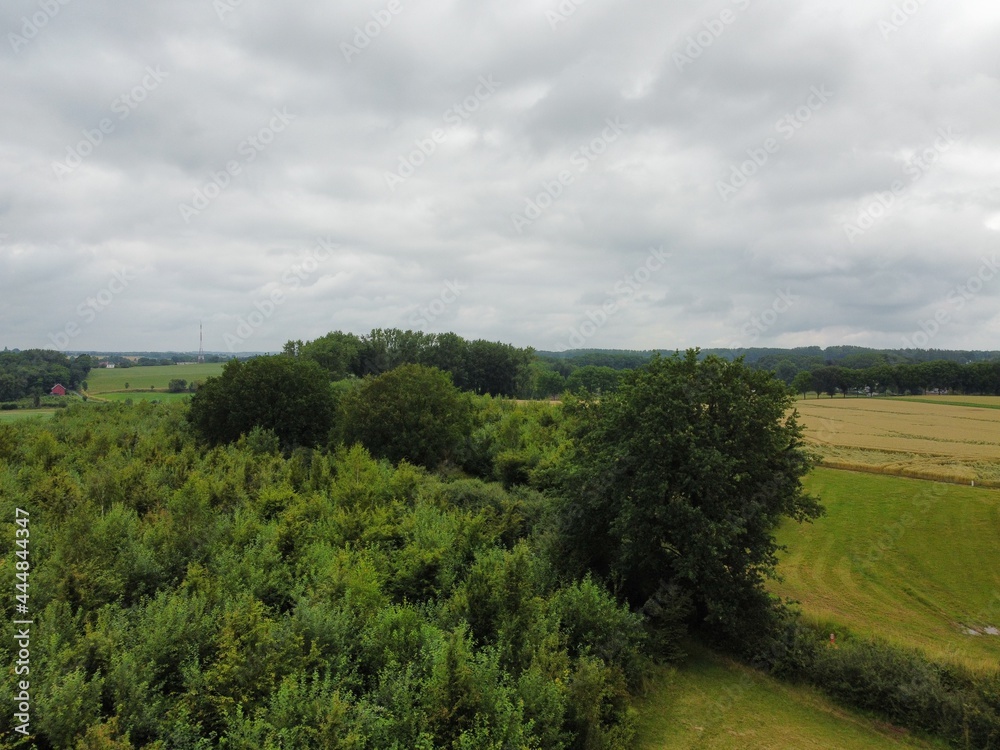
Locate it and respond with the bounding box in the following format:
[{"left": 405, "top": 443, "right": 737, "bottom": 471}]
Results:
[{"left": 2, "top": 0, "right": 1000, "bottom": 353}]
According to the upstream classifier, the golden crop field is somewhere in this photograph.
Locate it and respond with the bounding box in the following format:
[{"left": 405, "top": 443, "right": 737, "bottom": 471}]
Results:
[{"left": 793, "top": 395, "right": 1000, "bottom": 486}]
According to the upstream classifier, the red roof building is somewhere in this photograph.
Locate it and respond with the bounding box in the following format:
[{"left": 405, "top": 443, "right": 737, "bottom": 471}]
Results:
[{"left": 50, "top": 384, "right": 67, "bottom": 396}]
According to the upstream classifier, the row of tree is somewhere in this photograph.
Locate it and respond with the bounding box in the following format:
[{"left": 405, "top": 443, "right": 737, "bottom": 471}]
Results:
[
  {"left": 0, "top": 349, "right": 93, "bottom": 401},
  {"left": 791, "top": 359, "right": 1000, "bottom": 397},
  {"left": 284, "top": 329, "right": 535, "bottom": 397}
]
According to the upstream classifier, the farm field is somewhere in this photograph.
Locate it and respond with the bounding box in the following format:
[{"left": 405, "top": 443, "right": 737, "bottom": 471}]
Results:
[
  {"left": 896, "top": 395, "right": 1000, "bottom": 410},
  {"left": 636, "top": 644, "right": 946, "bottom": 750},
  {"left": 85, "top": 362, "right": 224, "bottom": 394},
  {"left": 99, "top": 391, "right": 194, "bottom": 403},
  {"left": 794, "top": 395, "right": 1000, "bottom": 485},
  {"left": 0, "top": 409, "right": 57, "bottom": 422},
  {"left": 770, "top": 468, "right": 1000, "bottom": 672}
]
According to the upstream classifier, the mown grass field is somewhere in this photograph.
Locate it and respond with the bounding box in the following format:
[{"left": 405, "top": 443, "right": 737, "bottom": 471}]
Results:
[
  {"left": 99, "top": 391, "right": 194, "bottom": 403},
  {"left": 85, "top": 363, "right": 224, "bottom": 394},
  {"left": 0, "top": 409, "right": 57, "bottom": 422},
  {"left": 794, "top": 395, "right": 1000, "bottom": 485},
  {"left": 770, "top": 467, "right": 1000, "bottom": 672},
  {"left": 636, "top": 644, "right": 947, "bottom": 750}
]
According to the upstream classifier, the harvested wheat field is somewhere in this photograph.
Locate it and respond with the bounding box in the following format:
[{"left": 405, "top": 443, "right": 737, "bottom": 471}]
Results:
[{"left": 793, "top": 396, "right": 1000, "bottom": 485}]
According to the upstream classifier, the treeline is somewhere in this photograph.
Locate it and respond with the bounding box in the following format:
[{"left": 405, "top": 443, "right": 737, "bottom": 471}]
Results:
[
  {"left": 791, "top": 359, "right": 1000, "bottom": 397},
  {"left": 527, "top": 351, "right": 653, "bottom": 399},
  {"left": 531, "top": 346, "right": 1000, "bottom": 399},
  {"left": 102, "top": 356, "right": 177, "bottom": 369},
  {"left": 75, "top": 352, "right": 228, "bottom": 365},
  {"left": 284, "top": 329, "right": 535, "bottom": 397},
  {"left": 708, "top": 345, "right": 1000, "bottom": 371},
  {"left": 0, "top": 349, "right": 92, "bottom": 401}
]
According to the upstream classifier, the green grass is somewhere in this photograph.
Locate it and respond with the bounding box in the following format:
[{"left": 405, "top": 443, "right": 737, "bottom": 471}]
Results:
[
  {"left": 895, "top": 396, "right": 1000, "bottom": 410},
  {"left": 771, "top": 468, "right": 1000, "bottom": 671},
  {"left": 635, "top": 643, "right": 946, "bottom": 749},
  {"left": 86, "top": 363, "right": 224, "bottom": 394},
  {"left": 0, "top": 409, "right": 57, "bottom": 422},
  {"left": 99, "top": 391, "right": 194, "bottom": 403}
]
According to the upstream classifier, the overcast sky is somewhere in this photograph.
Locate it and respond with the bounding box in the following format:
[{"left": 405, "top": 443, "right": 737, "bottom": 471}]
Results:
[{"left": 2, "top": 0, "right": 999, "bottom": 354}]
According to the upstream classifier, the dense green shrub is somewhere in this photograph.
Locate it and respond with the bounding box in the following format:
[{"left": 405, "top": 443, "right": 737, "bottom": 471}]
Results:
[
  {"left": 0, "top": 403, "right": 651, "bottom": 748},
  {"left": 187, "top": 356, "right": 335, "bottom": 450},
  {"left": 751, "top": 618, "right": 1000, "bottom": 748},
  {"left": 338, "top": 364, "right": 472, "bottom": 468}
]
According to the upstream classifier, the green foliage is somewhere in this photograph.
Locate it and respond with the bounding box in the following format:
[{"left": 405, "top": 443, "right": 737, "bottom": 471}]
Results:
[
  {"left": 18, "top": 363, "right": 976, "bottom": 749},
  {"left": 565, "top": 365, "right": 621, "bottom": 395},
  {"left": 292, "top": 328, "right": 535, "bottom": 397},
  {"left": 555, "top": 351, "right": 822, "bottom": 642},
  {"left": 791, "top": 369, "right": 815, "bottom": 397},
  {"left": 0, "top": 349, "right": 92, "bottom": 400},
  {"left": 187, "top": 356, "right": 335, "bottom": 449},
  {"left": 0, "top": 402, "right": 657, "bottom": 747},
  {"left": 339, "top": 364, "right": 472, "bottom": 468}
]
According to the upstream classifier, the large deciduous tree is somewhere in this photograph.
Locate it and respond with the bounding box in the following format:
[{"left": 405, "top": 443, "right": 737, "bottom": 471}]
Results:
[
  {"left": 557, "top": 350, "right": 821, "bottom": 640},
  {"left": 187, "top": 356, "right": 335, "bottom": 449},
  {"left": 339, "top": 364, "right": 471, "bottom": 468}
]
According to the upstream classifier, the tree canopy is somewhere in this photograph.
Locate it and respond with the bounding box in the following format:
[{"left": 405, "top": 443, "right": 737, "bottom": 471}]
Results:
[
  {"left": 339, "top": 363, "right": 471, "bottom": 468},
  {"left": 287, "top": 328, "right": 534, "bottom": 397},
  {"left": 187, "top": 355, "right": 335, "bottom": 449},
  {"left": 0, "top": 349, "right": 92, "bottom": 400},
  {"left": 555, "top": 350, "right": 822, "bottom": 640}
]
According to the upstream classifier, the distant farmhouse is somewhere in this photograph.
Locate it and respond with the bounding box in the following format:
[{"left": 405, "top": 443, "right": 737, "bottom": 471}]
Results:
[{"left": 50, "top": 384, "right": 67, "bottom": 396}]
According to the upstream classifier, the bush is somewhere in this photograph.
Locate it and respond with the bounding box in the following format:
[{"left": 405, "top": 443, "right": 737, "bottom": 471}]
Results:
[
  {"left": 339, "top": 364, "right": 472, "bottom": 468},
  {"left": 752, "top": 620, "right": 1000, "bottom": 748},
  {"left": 187, "top": 356, "right": 335, "bottom": 450}
]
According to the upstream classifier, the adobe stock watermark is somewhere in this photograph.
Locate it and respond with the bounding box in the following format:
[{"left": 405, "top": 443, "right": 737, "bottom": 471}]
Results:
[
  {"left": 48, "top": 268, "right": 138, "bottom": 351},
  {"left": 728, "top": 289, "right": 799, "bottom": 350},
  {"left": 879, "top": 0, "right": 929, "bottom": 40},
  {"left": 565, "top": 246, "right": 671, "bottom": 348},
  {"left": 213, "top": 0, "right": 247, "bottom": 22},
  {"left": 8, "top": 0, "right": 72, "bottom": 54},
  {"left": 717, "top": 86, "right": 832, "bottom": 202},
  {"left": 340, "top": 0, "right": 403, "bottom": 63},
  {"left": 224, "top": 237, "right": 338, "bottom": 351},
  {"left": 546, "top": 0, "right": 588, "bottom": 29},
  {"left": 384, "top": 75, "right": 500, "bottom": 191},
  {"left": 841, "top": 127, "right": 957, "bottom": 243},
  {"left": 674, "top": 0, "right": 752, "bottom": 71},
  {"left": 900, "top": 254, "right": 999, "bottom": 349},
  {"left": 178, "top": 107, "right": 295, "bottom": 223},
  {"left": 510, "top": 116, "right": 628, "bottom": 234},
  {"left": 52, "top": 66, "right": 169, "bottom": 181},
  {"left": 408, "top": 280, "right": 466, "bottom": 328}
]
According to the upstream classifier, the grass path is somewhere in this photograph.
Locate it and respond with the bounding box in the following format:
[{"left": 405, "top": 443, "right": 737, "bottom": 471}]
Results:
[{"left": 635, "top": 643, "right": 947, "bottom": 749}]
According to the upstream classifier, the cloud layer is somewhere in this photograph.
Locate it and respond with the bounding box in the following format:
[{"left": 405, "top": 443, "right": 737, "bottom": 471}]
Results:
[{"left": 2, "top": 0, "right": 999, "bottom": 353}]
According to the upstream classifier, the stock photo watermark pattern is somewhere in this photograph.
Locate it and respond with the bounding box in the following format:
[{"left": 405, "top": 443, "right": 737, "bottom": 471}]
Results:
[
  {"left": 224, "top": 237, "right": 338, "bottom": 351},
  {"left": 565, "top": 246, "right": 671, "bottom": 349},
  {"left": 510, "top": 117, "right": 627, "bottom": 233},
  {"left": 178, "top": 108, "right": 296, "bottom": 223}
]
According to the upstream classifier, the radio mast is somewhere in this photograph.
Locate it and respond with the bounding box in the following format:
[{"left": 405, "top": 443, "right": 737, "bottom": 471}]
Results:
[{"left": 198, "top": 323, "right": 205, "bottom": 363}]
